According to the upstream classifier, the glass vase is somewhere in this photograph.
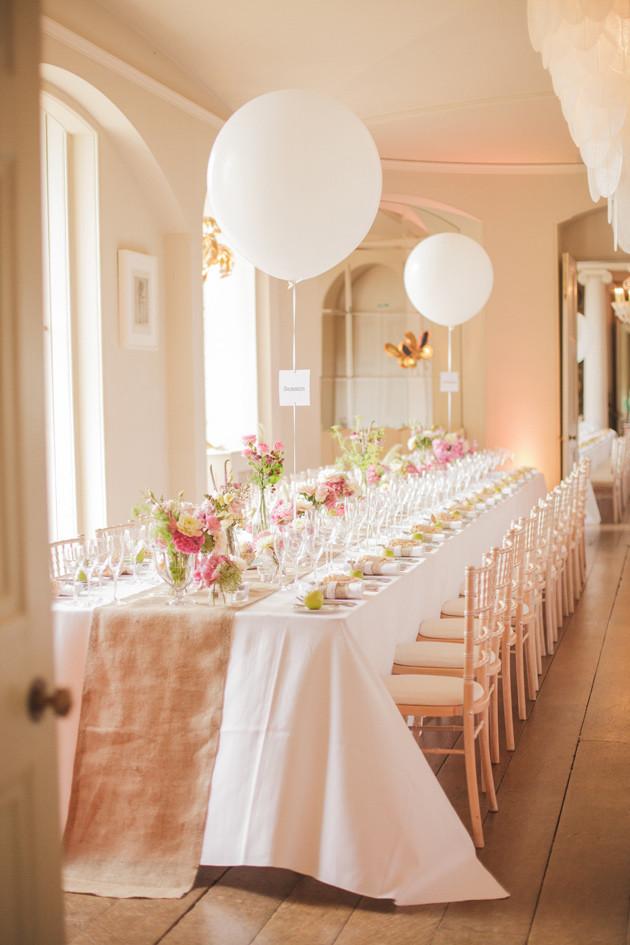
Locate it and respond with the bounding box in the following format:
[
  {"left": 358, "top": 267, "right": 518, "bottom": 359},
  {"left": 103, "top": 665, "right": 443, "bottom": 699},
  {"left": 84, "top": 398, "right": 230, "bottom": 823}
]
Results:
[
  {"left": 251, "top": 484, "right": 271, "bottom": 534},
  {"left": 226, "top": 524, "right": 238, "bottom": 557},
  {"left": 153, "top": 546, "right": 194, "bottom": 604}
]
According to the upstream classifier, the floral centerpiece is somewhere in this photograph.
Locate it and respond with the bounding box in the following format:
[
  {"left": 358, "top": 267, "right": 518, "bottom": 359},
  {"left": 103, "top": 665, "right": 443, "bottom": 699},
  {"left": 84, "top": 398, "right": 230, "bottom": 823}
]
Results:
[
  {"left": 205, "top": 480, "right": 249, "bottom": 555},
  {"left": 366, "top": 462, "right": 388, "bottom": 485},
  {"left": 242, "top": 435, "right": 284, "bottom": 532},
  {"left": 331, "top": 422, "right": 384, "bottom": 486},
  {"left": 270, "top": 496, "right": 312, "bottom": 526},
  {"left": 134, "top": 491, "right": 223, "bottom": 602},
  {"left": 432, "top": 431, "right": 474, "bottom": 465},
  {"left": 195, "top": 553, "right": 245, "bottom": 604},
  {"left": 298, "top": 473, "right": 357, "bottom": 514},
  {"left": 407, "top": 426, "right": 444, "bottom": 453}
]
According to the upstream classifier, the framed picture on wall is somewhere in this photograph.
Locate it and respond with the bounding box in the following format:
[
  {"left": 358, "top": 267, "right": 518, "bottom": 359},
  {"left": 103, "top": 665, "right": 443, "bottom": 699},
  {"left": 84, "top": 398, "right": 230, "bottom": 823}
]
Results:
[{"left": 118, "top": 249, "right": 158, "bottom": 349}]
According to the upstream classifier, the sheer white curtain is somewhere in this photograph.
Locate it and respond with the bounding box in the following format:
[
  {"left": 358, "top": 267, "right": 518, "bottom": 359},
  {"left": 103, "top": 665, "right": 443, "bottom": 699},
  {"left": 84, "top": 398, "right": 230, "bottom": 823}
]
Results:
[
  {"left": 203, "top": 252, "right": 258, "bottom": 450},
  {"left": 41, "top": 98, "right": 106, "bottom": 540}
]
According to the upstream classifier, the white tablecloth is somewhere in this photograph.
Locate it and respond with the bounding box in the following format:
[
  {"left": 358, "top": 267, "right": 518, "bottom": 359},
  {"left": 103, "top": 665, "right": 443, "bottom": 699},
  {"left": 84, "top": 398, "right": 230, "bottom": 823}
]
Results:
[
  {"left": 54, "top": 472, "right": 546, "bottom": 906},
  {"left": 579, "top": 429, "right": 616, "bottom": 524}
]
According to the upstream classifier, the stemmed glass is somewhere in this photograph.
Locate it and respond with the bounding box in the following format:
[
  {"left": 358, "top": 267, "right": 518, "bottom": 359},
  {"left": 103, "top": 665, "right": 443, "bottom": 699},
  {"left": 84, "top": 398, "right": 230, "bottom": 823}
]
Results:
[
  {"left": 132, "top": 524, "right": 150, "bottom": 582},
  {"left": 106, "top": 534, "right": 130, "bottom": 605},
  {"left": 70, "top": 543, "right": 88, "bottom": 605}
]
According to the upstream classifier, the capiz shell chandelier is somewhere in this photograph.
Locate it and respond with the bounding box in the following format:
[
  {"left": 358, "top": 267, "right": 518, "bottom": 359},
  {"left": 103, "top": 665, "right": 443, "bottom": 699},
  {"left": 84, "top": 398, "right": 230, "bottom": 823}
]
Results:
[{"left": 528, "top": 0, "right": 630, "bottom": 249}]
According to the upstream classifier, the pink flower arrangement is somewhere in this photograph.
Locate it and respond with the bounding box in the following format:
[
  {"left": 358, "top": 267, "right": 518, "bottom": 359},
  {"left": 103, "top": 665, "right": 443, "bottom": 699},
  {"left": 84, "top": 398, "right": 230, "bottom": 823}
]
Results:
[
  {"left": 432, "top": 433, "right": 471, "bottom": 465},
  {"left": 366, "top": 463, "right": 387, "bottom": 485},
  {"left": 242, "top": 435, "right": 285, "bottom": 489},
  {"left": 195, "top": 553, "right": 244, "bottom": 595},
  {"left": 271, "top": 500, "right": 295, "bottom": 526},
  {"left": 324, "top": 473, "right": 356, "bottom": 503},
  {"left": 204, "top": 482, "right": 248, "bottom": 529},
  {"left": 270, "top": 497, "right": 310, "bottom": 525},
  {"left": 134, "top": 491, "right": 224, "bottom": 557}
]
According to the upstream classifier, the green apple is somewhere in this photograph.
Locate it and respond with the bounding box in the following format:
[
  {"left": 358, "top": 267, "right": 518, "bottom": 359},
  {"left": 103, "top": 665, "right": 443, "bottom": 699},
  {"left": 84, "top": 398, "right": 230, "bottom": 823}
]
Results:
[{"left": 304, "top": 589, "right": 324, "bottom": 610}]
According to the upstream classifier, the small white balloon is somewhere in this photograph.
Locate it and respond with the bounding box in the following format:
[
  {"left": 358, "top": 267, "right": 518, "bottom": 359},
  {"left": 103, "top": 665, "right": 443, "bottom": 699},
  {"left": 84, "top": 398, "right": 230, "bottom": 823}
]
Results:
[
  {"left": 403, "top": 234, "right": 494, "bottom": 328},
  {"left": 207, "top": 89, "right": 382, "bottom": 283}
]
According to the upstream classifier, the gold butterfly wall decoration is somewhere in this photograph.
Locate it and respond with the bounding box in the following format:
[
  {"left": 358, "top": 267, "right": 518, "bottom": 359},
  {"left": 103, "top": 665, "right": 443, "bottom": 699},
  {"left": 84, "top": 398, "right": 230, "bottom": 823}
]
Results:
[{"left": 384, "top": 330, "right": 433, "bottom": 368}]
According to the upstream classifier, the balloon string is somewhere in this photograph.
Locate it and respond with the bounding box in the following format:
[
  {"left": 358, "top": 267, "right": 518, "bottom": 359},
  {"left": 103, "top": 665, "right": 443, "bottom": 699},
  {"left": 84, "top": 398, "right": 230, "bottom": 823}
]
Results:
[{"left": 288, "top": 282, "right": 298, "bottom": 519}]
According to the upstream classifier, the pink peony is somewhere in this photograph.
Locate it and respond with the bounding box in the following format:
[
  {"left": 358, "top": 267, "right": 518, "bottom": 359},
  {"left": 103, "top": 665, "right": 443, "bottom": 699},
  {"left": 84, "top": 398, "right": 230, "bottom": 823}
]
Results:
[
  {"left": 259, "top": 441, "right": 270, "bottom": 454},
  {"left": 170, "top": 528, "right": 204, "bottom": 554},
  {"left": 274, "top": 440, "right": 284, "bottom": 451},
  {"left": 242, "top": 434, "right": 256, "bottom": 445}
]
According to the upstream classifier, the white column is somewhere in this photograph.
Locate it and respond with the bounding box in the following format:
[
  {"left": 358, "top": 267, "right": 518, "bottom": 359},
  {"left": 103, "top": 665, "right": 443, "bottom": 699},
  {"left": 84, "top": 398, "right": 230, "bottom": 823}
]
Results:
[
  {"left": 578, "top": 267, "right": 611, "bottom": 431},
  {"left": 343, "top": 265, "right": 354, "bottom": 425}
]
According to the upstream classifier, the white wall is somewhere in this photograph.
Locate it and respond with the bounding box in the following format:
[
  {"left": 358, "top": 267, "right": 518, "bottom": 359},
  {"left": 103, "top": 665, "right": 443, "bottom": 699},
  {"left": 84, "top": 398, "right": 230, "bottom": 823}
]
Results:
[{"left": 41, "top": 19, "right": 219, "bottom": 523}]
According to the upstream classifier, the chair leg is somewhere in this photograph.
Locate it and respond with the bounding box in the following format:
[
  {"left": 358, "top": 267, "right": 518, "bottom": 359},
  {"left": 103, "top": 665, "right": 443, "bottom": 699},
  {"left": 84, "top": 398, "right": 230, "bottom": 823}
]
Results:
[
  {"left": 544, "top": 586, "right": 555, "bottom": 655},
  {"left": 464, "top": 714, "right": 484, "bottom": 848},
  {"left": 567, "top": 554, "right": 575, "bottom": 613},
  {"left": 490, "top": 682, "right": 500, "bottom": 764},
  {"left": 514, "top": 633, "right": 527, "bottom": 721},
  {"left": 555, "top": 573, "right": 563, "bottom": 632},
  {"left": 579, "top": 533, "right": 587, "bottom": 586},
  {"left": 564, "top": 564, "right": 571, "bottom": 616},
  {"left": 537, "top": 598, "right": 547, "bottom": 660},
  {"left": 480, "top": 710, "right": 498, "bottom": 812},
  {"left": 501, "top": 642, "right": 515, "bottom": 751},
  {"left": 526, "top": 630, "right": 538, "bottom": 701}
]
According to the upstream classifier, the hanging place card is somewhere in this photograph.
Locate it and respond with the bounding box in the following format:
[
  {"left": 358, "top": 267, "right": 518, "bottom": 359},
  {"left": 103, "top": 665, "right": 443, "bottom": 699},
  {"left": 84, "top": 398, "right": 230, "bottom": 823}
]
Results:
[
  {"left": 440, "top": 371, "right": 460, "bottom": 393},
  {"left": 279, "top": 369, "right": 311, "bottom": 407}
]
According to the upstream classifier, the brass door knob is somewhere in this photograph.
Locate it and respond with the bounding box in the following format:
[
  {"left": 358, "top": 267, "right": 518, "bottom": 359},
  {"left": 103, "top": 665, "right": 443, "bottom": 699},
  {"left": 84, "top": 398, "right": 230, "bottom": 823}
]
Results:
[{"left": 27, "top": 678, "right": 72, "bottom": 722}]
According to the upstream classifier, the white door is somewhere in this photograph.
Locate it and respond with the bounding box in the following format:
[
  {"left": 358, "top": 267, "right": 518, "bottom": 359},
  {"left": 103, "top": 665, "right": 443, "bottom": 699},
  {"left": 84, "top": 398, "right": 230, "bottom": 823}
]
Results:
[
  {"left": 0, "top": 3, "right": 65, "bottom": 943},
  {"left": 561, "top": 252, "right": 579, "bottom": 476}
]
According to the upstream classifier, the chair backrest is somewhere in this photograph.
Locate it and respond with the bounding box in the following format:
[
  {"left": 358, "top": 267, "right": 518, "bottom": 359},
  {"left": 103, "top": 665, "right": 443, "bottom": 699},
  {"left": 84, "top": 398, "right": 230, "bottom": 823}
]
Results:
[
  {"left": 490, "top": 541, "right": 515, "bottom": 658},
  {"left": 49, "top": 536, "right": 84, "bottom": 580},
  {"left": 95, "top": 523, "right": 136, "bottom": 549},
  {"left": 463, "top": 555, "right": 497, "bottom": 711}
]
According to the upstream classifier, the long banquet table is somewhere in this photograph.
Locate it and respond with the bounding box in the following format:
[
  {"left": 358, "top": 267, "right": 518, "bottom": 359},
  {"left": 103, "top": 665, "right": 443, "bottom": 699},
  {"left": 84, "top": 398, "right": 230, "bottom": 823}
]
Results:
[{"left": 54, "top": 471, "right": 546, "bottom": 905}]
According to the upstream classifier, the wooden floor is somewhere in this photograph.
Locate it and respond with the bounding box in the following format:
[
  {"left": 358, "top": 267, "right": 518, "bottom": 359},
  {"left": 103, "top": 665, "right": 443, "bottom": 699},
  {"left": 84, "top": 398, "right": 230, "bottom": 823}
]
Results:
[{"left": 64, "top": 520, "right": 630, "bottom": 945}]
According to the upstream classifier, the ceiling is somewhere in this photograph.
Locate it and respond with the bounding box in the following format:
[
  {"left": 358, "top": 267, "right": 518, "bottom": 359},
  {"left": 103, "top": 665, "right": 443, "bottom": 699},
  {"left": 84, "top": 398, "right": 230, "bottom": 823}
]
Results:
[{"left": 87, "top": 0, "right": 579, "bottom": 166}]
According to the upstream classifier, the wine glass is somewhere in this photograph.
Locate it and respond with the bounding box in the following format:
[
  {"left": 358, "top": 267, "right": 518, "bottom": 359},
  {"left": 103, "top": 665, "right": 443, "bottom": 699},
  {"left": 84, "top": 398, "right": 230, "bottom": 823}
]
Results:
[{"left": 106, "top": 534, "right": 126, "bottom": 605}]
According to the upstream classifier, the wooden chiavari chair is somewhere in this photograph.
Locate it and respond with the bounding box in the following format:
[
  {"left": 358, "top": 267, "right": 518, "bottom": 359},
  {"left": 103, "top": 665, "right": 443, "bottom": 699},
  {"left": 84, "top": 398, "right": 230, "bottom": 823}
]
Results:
[
  {"left": 385, "top": 559, "right": 498, "bottom": 848},
  {"left": 49, "top": 535, "right": 85, "bottom": 580}
]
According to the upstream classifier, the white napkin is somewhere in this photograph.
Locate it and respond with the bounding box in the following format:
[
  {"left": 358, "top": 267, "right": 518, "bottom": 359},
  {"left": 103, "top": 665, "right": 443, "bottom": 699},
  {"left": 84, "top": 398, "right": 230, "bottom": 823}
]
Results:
[
  {"left": 361, "top": 559, "right": 400, "bottom": 576},
  {"left": 323, "top": 581, "right": 364, "bottom": 600},
  {"left": 392, "top": 545, "right": 424, "bottom": 558}
]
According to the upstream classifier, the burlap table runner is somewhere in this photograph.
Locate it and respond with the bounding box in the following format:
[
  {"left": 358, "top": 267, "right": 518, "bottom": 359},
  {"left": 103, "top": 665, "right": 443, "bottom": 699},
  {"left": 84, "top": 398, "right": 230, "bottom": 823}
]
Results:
[{"left": 63, "top": 594, "right": 235, "bottom": 898}]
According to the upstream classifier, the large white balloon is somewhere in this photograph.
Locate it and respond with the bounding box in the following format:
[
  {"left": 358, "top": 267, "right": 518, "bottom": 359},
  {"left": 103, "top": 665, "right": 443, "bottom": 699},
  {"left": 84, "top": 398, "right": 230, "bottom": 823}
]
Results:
[
  {"left": 403, "top": 234, "right": 494, "bottom": 328},
  {"left": 207, "top": 89, "right": 382, "bottom": 283}
]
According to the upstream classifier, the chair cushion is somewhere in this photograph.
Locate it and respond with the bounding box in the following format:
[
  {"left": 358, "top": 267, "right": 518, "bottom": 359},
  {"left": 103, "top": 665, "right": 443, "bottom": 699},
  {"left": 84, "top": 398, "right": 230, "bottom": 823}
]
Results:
[
  {"left": 441, "top": 597, "right": 466, "bottom": 617},
  {"left": 385, "top": 673, "right": 484, "bottom": 707},
  {"left": 394, "top": 640, "right": 466, "bottom": 668},
  {"left": 418, "top": 617, "right": 482, "bottom": 641}
]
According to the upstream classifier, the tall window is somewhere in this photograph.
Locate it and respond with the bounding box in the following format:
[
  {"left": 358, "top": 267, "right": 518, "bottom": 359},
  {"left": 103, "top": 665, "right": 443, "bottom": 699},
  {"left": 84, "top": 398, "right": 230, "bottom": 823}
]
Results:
[
  {"left": 203, "top": 234, "right": 258, "bottom": 451},
  {"left": 41, "top": 95, "right": 106, "bottom": 540}
]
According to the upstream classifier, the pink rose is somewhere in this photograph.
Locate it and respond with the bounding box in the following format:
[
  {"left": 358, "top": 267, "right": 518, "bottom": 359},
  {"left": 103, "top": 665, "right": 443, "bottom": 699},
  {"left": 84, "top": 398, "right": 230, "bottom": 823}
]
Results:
[
  {"left": 259, "top": 442, "right": 270, "bottom": 454},
  {"left": 243, "top": 449, "right": 255, "bottom": 460},
  {"left": 242, "top": 434, "right": 256, "bottom": 445},
  {"left": 274, "top": 440, "right": 284, "bottom": 451}
]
